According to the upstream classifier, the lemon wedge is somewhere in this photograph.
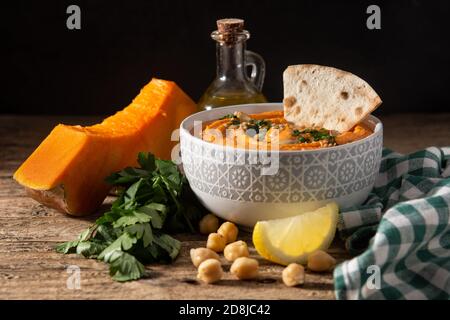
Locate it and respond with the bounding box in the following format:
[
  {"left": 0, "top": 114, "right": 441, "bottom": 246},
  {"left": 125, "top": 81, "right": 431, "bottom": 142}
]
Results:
[{"left": 252, "top": 202, "right": 339, "bottom": 265}]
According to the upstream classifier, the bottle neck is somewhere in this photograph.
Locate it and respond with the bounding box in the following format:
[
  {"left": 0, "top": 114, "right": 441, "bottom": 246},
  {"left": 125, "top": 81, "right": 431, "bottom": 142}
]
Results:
[{"left": 216, "top": 40, "right": 247, "bottom": 81}]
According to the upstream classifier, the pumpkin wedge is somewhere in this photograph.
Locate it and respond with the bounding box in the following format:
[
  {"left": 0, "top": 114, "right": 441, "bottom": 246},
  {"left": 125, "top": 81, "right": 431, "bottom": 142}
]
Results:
[{"left": 14, "top": 78, "right": 196, "bottom": 216}]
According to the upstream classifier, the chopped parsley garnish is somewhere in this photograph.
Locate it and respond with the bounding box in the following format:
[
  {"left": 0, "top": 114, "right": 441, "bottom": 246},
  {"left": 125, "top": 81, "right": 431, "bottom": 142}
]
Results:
[
  {"left": 309, "top": 129, "right": 333, "bottom": 141},
  {"left": 298, "top": 136, "right": 311, "bottom": 143},
  {"left": 292, "top": 128, "right": 335, "bottom": 144},
  {"left": 246, "top": 119, "right": 272, "bottom": 134},
  {"left": 221, "top": 114, "right": 240, "bottom": 126},
  {"left": 254, "top": 119, "right": 271, "bottom": 128},
  {"left": 327, "top": 135, "right": 336, "bottom": 145},
  {"left": 220, "top": 114, "right": 237, "bottom": 120}
]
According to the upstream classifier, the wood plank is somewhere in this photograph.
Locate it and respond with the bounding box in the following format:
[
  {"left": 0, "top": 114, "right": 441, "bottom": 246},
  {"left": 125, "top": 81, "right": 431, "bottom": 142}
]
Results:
[
  {"left": 379, "top": 113, "right": 450, "bottom": 153},
  {"left": 0, "top": 240, "right": 338, "bottom": 300},
  {"left": 0, "top": 114, "right": 448, "bottom": 300}
]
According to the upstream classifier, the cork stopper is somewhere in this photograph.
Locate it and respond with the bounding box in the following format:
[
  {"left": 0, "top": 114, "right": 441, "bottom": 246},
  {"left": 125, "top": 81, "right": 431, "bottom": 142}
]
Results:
[
  {"left": 217, "top": 18, "right": 244, "bottom": 34},
  {"left": 216, "top": 18, "right": 245, "bottom": 43}
]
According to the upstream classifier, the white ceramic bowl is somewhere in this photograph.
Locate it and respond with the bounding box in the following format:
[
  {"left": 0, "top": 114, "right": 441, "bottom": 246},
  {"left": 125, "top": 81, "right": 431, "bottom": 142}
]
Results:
[{"left": 180, "top": 103, "right": 383, "bottom": 227}]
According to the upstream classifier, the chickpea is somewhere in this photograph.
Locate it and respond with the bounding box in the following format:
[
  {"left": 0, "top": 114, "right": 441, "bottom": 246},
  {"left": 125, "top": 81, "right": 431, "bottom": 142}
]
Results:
[
  {"left": 199, "top": 214, "right": 219, "bottom": 235},
  {"left": 230, "top": 257, "right": 259, "bottom": 280},
  {"left": 217, "top": 221, "right": 239, "bottom": 244},
  {"left": 282, "top": 263, "right": 305, "bottom": 287},
  {"left": 206, "top": 233, "right": 226, "bottom": 252},
  {"left": 190, "top": 248, "right": 220, "bottom": 268},
  {"left": 197, "top": 259, "right": 223, "bottom": 284},
  {"left": 307, "top": 250, "right": 336, "bottom": 272},
  {"left": 223, "top": 240, "right": 249, "bottom": 262}
]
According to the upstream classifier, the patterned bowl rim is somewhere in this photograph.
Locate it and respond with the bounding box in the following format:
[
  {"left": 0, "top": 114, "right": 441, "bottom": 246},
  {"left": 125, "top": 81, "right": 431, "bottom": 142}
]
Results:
[{"left": 180, "top": 103, "right": 383, "bottom": 155}]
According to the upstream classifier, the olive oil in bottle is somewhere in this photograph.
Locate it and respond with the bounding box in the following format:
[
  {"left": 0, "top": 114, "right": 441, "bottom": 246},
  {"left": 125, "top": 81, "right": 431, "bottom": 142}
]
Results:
[{"left": 197, "top": 18, "right": 267, "bottom": 111}]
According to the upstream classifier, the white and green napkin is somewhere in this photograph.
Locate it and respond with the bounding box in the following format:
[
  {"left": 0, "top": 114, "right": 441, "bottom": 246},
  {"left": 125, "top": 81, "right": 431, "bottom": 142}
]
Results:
[{"left": 334, "top": 147, "right": 450, "bottom": 299}]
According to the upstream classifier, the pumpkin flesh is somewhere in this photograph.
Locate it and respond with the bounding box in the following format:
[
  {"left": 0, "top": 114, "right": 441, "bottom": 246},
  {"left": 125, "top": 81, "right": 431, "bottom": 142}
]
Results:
[{"left": 14, "top": 78, "right": 196, "bottom": 216}]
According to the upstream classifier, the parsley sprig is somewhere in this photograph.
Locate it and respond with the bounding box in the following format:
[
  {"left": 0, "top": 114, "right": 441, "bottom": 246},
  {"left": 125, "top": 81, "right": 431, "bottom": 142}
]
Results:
[{"left": 56, "top": 152, "right": 204, "bottom": 282}]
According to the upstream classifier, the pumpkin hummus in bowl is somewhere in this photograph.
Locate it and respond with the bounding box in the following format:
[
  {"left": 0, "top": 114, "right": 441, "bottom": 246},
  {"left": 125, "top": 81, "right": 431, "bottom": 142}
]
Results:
[
  {"left": 180, "top": 104, "right": 383, "bottom": 227},
  {"left": 180, "top": 65, "right": 383, "bottom": 227},
  {"left": 202, "top": 110, "right": 372, "bottom": 151}
]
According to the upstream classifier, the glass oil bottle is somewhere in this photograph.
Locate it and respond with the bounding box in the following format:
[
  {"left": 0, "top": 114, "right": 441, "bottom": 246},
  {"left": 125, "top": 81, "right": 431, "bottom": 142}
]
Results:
[{"left": 197, "top": 18, "right": 267, "bottom": 111}]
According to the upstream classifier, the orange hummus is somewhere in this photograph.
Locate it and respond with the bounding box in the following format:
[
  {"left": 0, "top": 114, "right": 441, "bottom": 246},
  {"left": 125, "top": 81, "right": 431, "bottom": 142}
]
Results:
[{"left": 202, "top": 110, "right": 372, "bottom": 150}]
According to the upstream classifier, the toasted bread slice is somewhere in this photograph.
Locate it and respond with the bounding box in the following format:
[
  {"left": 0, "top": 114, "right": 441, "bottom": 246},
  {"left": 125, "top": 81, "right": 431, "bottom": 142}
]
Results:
[{"left": 283, "top": 64, "right": 382, "bottom": 132}]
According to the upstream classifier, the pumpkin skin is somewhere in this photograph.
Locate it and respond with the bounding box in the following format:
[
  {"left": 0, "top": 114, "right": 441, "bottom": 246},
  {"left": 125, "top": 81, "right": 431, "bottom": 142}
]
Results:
[{"left": 14, "top": 78, "right": 196, "bottom": 216}]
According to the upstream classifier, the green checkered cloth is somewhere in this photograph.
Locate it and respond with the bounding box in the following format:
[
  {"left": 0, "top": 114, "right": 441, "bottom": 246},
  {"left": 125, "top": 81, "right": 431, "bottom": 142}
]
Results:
[{"left": 333, "top": 147, "right": 450, "bottom": 300}]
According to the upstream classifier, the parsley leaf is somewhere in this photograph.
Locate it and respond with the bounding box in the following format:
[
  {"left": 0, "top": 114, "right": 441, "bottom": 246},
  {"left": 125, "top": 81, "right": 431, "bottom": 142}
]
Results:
[
  {"left": 56, "top": 152, "right": 205, "bottom": 282},
  {"left": 56, "top": 240, "right": 79, "bottom": 254},
  {"left": 109, "top": 251, "right": 146, "bottom": 282},
  {"left": 125, "top": 223, "right": 153, "bottom": 247},
  {"left": 76, "top": 240, "right": 108, "bottom": 258}
]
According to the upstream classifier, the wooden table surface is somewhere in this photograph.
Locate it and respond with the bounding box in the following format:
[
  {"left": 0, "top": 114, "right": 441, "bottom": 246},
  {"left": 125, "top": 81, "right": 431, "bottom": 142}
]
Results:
[{"left": 0, "top": 113, "right": 449, "bottom": 300}]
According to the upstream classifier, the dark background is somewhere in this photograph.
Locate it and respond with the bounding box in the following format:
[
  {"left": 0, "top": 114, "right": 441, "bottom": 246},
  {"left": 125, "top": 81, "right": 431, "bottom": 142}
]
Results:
[{"left": 2, "top": 0, "right": 450, "bottom": 115}]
